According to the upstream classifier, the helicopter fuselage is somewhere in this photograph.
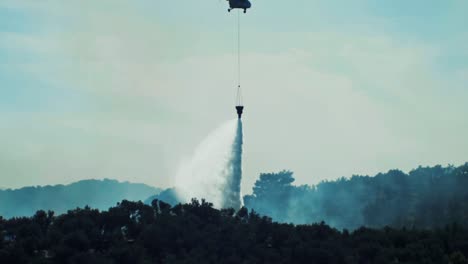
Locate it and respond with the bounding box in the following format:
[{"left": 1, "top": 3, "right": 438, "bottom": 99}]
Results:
[{"left": 227, "top": 0, "right": 251, "bottom": 13}]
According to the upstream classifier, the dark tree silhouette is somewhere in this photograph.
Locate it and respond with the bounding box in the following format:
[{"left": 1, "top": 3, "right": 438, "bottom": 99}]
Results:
[{"left": 1, "top": 199, "right": 468, "bottom": 263}]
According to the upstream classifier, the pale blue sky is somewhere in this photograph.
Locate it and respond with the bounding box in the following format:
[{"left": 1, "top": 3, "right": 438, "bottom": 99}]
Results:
[{"left": 1, "top": 0, "right": 467, "bottom": 192}]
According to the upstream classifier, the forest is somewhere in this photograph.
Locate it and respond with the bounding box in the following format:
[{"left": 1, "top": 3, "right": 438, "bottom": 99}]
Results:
[
  {"left": 146, "top": 163, "right": 468, "bottom": 230},
  {"left": 1, "top": 163, "right": 468, "bottom": 263},
  {"left": 1, "top": 199, "right": 468, "bottom": 264},
  {"left": 244, "top": 163, "right": 468, "bottom": 229}
]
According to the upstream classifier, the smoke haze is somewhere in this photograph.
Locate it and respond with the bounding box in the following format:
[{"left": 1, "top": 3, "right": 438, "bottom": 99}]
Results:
[{"left": 175, "top": 119, "right": 243, "bottom": 209}]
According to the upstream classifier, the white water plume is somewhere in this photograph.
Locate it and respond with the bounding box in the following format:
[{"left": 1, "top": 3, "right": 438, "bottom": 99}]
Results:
[{"left": 175, "top": 119, "right": 243, "bottom": 209}]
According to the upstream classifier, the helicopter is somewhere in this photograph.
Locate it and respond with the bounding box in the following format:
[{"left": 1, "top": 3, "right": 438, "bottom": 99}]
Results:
[{"left": 227, "top": 0, "right": 251, "bottom": 13}]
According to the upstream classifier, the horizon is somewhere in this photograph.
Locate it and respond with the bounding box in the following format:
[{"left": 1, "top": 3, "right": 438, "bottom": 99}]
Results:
[
  {"left": 1, "top": 162, "right": 465, "bottom": 192},
  {"left": 0, "top": 177, "right": 161, "bottom": 191},
  {"left": 1, "top": 0, "right": 468, "bottom": 192}
]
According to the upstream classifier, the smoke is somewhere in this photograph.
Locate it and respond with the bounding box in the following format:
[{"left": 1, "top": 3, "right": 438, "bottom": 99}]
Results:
[{"left": 174, "top": 119, "right": 243, "bottom": 209}]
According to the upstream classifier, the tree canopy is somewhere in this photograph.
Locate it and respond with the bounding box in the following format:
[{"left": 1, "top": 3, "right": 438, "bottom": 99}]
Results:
[
  {"left": 244, "top": 163, "right": 468, "bottom": 229},
  {"left": 1, "top": 199, "right": 468, "bottom": 263}
]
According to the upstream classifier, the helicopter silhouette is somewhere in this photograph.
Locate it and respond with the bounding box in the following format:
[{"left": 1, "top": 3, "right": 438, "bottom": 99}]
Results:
[{"left": 227, "top": 0, "right": 251, "bottom": 13}]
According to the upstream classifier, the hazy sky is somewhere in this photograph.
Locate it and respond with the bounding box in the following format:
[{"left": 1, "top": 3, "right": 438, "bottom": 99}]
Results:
[{"left": 1, "top": 0, "right": 468, "bottom": 193}]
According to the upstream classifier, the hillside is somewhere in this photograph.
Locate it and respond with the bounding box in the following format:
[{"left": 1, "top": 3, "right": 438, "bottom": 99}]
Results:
[
  {"left": 0, "top": 179, "right": 161, "bottom": 218},
  {"left": 244, "top": 163, "right": 468, "bottom": 229},
  {"left": 1, "top": 200, "right": 467, "bottom": 263},
  {"left": 145, "top": 163, "right": 468, "bottom": 230}
]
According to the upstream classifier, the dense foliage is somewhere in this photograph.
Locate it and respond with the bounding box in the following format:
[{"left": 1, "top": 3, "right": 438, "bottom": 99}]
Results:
[
  {"left": 1, "top": 200, "right": 468, "bottom": 264},
  {"left": 0, "top": 179, "right": 161, "bottom": 218},
  {"left": 244, "top": 163, "right": 468, "bottom": 229}
]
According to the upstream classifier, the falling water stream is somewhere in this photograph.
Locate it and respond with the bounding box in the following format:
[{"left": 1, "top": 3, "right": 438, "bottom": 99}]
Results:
[{"left": 174, "top": 119, "right": 243, "bottom": 209}]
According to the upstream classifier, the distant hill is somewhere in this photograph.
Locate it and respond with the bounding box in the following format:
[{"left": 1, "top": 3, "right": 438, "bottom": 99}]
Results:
[
  {"left": 144, "top": 188, "right": 180, "bottom": 206},
  {"left": 0, "top": 179, "right": 161, "bottom": 218}
]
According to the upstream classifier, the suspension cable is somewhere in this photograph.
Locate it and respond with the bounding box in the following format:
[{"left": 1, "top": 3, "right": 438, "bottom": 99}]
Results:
[{"left": 236, "top": 10, "right": 243, "bottom": 106}]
